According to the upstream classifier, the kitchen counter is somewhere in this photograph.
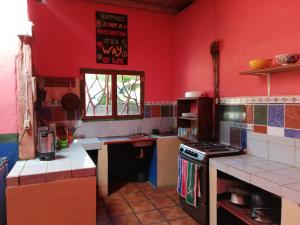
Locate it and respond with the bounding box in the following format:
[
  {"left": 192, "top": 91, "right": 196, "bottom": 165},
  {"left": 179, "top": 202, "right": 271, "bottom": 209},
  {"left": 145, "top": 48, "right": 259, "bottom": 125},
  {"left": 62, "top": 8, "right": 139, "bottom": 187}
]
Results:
[
  {"left": 210, "top": 154, "right": 300, "bottom": 205},
  {"left": 6, "top": 143, "right": 96, "bottom": 186}
]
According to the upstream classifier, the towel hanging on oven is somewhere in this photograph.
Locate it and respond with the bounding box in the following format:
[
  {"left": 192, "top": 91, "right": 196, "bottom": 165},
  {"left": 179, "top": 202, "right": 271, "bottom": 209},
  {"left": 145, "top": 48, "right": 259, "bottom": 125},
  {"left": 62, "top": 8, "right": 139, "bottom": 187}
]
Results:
[{"left": 177, "top": 157, "right": 201, "bottom": 207}]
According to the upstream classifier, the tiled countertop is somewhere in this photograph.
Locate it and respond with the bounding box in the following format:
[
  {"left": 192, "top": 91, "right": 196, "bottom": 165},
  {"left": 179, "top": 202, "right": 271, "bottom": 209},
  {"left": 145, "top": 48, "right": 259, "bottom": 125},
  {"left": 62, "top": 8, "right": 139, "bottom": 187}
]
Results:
[
  {"left": 210, "top": 154, "right": 300, "bottom": 205},
  {"left": 7, "top": 143, "right": 96, "bottom": 187}
]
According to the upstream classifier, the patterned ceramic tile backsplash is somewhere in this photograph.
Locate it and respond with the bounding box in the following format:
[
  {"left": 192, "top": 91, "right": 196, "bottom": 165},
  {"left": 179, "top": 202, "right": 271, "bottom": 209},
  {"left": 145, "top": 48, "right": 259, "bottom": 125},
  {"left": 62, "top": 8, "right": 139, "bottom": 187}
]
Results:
[
  {"left": 220, "top": 98, "right": 300, "bottom": 138},
  {"left": 39, "top": 102, "right": 176, "bottom": 138},
  {"left": 220, "top": 96, "right": 300, "bottom": 168}
]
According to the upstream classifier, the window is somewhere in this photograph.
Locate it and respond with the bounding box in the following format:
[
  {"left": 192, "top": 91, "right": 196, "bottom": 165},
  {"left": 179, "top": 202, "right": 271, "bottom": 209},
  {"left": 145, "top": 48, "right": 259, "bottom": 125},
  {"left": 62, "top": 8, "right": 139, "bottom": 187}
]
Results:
[{"left": 80, "top": 69, "right": 144, "bottom": 120}]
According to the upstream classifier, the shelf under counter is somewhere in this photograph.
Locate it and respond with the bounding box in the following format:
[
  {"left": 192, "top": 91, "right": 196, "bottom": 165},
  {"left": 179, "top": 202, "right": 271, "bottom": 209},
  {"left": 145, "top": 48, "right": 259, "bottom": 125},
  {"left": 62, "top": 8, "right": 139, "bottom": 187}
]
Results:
[{"left": 218, "top": 200, "right": 278, "bottom": 225}]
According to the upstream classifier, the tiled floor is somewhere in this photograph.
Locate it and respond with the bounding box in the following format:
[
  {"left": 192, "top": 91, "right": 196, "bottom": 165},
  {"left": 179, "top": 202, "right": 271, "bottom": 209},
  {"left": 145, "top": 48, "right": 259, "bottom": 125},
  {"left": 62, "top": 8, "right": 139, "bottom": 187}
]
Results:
[{"left": 97, "top": 182, "right": 200, "bottom": 225}]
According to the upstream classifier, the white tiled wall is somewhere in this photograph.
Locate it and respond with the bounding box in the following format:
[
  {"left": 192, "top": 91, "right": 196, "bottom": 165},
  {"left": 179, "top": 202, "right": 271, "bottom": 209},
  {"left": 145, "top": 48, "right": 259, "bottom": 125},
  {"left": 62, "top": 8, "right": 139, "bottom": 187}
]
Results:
[
  {"left": 246, "top": 132, "right": 300, "bottom": 168},
  {"left": 75, "top": 117, "right": 176, "bottom": 138}
]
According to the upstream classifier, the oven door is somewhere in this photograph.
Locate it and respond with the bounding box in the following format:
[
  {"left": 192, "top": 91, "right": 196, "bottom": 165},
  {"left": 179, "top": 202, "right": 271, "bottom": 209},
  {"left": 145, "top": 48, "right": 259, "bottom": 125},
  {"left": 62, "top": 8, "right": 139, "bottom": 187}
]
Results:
[
  {"left": 178, "top": 153, "right": 208, "bottom": 204},
  {"left": 178, "top": 153, "right": 209, "bottom": 225}
]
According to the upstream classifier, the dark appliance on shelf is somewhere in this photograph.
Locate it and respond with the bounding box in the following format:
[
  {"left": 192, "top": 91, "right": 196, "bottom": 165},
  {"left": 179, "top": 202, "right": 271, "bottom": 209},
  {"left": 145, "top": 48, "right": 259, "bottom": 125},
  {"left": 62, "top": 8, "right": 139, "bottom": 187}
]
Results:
[
  {"left": 178, "top": 141, "right": 244, "bottom": 225},
  {"left": 38, "top": 130, "right": 55, "bottom": 161}
]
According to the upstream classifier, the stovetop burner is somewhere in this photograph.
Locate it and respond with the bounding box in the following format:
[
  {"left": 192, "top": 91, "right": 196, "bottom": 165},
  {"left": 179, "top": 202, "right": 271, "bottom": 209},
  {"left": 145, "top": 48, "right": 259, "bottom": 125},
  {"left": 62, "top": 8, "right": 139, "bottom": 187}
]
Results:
[{"left": 179, "top": 141, "right": 243, "bottom": 162}]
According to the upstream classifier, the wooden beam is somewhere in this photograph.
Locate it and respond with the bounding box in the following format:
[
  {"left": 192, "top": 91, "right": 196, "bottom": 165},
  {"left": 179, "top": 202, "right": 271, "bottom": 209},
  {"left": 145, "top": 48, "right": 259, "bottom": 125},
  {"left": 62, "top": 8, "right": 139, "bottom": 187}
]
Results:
[
  {"left": 17, "top": 43, "right": 36, "bottom": 160},
  {"left": 89, "top": 0, "right": 179, "bottom": 14}
]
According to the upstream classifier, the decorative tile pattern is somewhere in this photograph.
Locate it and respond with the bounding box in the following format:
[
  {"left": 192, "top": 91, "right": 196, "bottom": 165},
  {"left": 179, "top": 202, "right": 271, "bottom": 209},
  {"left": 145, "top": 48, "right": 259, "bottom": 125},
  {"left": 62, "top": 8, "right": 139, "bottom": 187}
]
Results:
[
  {"left": 221, "top": 97, "right": 300, "bottom": 141},
  {"left": 254, "top": 105, "right": 267, "bottom": 125},
  {"left": 144, "top": 105, "right": 151, "bottom": 118},
  {"left": 245, "top": 105, "right": 253, "bottom": 124},
  {"left": 285, "top": 129, "right": 300, "bottom": 139},
  {"left": 285, "top": 105, "right": 300, "bottom": 129},
  {"left": 151, "top": 105, "right": 161, "bottom": 118},
  {"left": 160, "top": 106, "right": 170, "bottom": 117},
  {"left": 268, "top": 104, "right": 284, "bottom": 127},
  {"left": 254, "top": 125, "right": 267, "bottom": 134}
]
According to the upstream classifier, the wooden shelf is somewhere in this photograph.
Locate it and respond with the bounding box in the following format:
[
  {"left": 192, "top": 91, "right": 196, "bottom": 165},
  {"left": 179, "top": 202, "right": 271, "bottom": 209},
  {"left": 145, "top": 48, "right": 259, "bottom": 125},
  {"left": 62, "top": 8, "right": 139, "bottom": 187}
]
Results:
[
  {"left": 218, "top": 200, "right": 278, "bottom": 225},
  {"left": 178, "top": 116, "right": 198, "bottom": 121},
  {"left": 239, "top": 63, "right": 300, "bottom": 96},
  {"left": 240, "top": 63, "right": 300, "bottom": 75}
]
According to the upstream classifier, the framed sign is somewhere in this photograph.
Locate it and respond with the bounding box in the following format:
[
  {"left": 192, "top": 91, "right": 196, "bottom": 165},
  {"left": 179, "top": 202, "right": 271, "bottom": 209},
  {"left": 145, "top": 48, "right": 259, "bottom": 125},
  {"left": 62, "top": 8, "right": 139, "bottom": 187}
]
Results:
[{"left": 96, "top": 11, "right": 128, "bottom": 65}]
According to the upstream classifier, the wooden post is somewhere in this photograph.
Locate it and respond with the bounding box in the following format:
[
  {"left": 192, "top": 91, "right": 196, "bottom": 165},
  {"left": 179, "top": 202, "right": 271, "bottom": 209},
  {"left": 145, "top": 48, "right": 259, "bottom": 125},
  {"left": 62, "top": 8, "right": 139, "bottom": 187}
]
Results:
[{"left": 17, "top": 42, "right": 36, "bottom": 160}]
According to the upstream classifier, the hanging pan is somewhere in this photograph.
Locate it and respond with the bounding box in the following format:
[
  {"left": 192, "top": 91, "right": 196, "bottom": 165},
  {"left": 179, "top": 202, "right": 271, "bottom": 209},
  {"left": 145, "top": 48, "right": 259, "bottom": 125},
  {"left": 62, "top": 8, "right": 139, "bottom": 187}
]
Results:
[{"left": 61, "top": 83, "right": 80, "bottom": 111}]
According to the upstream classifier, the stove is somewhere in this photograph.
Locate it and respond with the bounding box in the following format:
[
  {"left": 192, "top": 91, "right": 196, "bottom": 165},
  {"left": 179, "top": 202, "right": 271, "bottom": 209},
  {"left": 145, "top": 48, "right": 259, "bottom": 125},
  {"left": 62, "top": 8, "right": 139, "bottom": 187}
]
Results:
[
  {"left": 178, "top": 141, "right": 244, "bottom": 225},
  {"left": 179, "top": 141, "right": 243, "bottom": 163}
]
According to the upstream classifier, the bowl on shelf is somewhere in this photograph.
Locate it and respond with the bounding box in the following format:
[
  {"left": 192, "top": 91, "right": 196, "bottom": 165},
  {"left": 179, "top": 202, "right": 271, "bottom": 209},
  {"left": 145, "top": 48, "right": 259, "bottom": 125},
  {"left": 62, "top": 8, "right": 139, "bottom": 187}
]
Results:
[
  {"left": 182, "top": 112, "right": 197, "bottom": 117},
  {"left": 249, "top": 59, "right": 273, "bottom": 70},
  {"left": 185, "top": 91, "right": 202, "bottom": 98},
  {"left": 276, "top": 53, "right": 300, "bottom": 65}
]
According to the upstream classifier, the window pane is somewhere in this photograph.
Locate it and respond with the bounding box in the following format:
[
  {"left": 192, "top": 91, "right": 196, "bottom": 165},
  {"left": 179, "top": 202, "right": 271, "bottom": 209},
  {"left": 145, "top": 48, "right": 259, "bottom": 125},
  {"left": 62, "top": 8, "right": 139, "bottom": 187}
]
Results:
[
  {"left": 117, "top": 75, "right": 141, "bottom": 116},
  {"left": 85, "top": 73, "right": 112, "bottom": 116}
]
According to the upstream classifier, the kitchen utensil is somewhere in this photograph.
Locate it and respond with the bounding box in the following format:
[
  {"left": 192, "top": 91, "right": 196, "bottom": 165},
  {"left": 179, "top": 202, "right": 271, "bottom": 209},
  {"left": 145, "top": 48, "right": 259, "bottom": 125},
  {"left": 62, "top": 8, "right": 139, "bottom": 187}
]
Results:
[
  {"left": 276, "top": 53, "right": 300, "bottom": 65},
  {"left": 61, "top": 82, "right": 80, "bottom": 111},
  {"left": 249, "top": 59, "right": 273, "bottom": 70},
  {"left": 250, "top": 192, "right": 270, "bottom": 209},
  {"left": 61, "top": 93, "right": 80, "bottom": 111},
  {"left": 250, "top": 207, "right": 274, "bottom": 224},
  {"left": 185, "top": 91, "right": 202, "bottom": 98},
  {"left": 228, "top": 187, "right": 250, "bottom": 206}
]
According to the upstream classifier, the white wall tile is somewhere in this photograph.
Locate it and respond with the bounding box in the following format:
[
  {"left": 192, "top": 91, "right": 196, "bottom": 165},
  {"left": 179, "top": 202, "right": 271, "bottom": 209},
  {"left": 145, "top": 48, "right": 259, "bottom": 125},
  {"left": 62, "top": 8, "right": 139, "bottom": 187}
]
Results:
[
  {"left": 267, "top": 127, "right": 284, "bottom": 138},
  {"left": 267, "top": 134, "right": 295, "bottom": 146},
  {"left": 268, "top": 143, "right": 296, "bottom": 166},
  {"left": 246, "top": 139, "right": 268, "bottom": 159},
  {"left": 296, "top": 148, "right": 300, "bottom": 168},
  {"left": 93, "top": 121, "right": 107, "bottom": 137},
  {"left": 220, "top": 121, "right": 230, "bottom": 144},
  {"left": 247, "top": 132, "right": 268, "bottom": 142}
]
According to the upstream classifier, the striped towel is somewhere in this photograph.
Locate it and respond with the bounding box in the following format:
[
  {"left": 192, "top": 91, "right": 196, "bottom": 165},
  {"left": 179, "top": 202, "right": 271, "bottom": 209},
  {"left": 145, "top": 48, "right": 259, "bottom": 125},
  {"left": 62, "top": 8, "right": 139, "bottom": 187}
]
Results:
[
  {"left": 177, "top": 157, "right": 188, "bottom": 198},
  {"left": 177, "top": 157, "right": 182, "bottom": 194},
  {"left": 177, "top": 157, "right": 202, "bottom": 207}
]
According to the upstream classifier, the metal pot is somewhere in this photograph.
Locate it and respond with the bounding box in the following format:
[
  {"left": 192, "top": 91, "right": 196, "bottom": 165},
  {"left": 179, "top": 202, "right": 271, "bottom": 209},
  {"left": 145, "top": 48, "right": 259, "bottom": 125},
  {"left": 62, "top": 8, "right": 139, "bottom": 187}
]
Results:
[
  {"left": 250, "top": 207, "right": 274, "bottom": 224},
  {"left": 250, "top": 192, "right": 270, "bottom": 209},
  {"left": 228, "top": 188, "right": 250, "bottom": 206}
]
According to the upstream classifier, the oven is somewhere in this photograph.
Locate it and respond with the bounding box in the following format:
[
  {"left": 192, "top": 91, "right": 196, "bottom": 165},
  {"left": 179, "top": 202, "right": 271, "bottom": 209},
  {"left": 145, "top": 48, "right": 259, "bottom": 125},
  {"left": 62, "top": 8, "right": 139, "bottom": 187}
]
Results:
[
  {"left": 178, "top": 142, "right": 243, "bottom": 225},
  {"left": 178, "top": 153, "right": 209, "bottom": 225}
]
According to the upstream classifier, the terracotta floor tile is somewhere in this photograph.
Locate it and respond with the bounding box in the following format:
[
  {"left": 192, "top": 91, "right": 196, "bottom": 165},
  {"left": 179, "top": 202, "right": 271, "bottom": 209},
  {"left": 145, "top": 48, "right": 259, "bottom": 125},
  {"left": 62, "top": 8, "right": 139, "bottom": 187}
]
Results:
[
  {"left": 169, "top": 217, "right": 200, "bottom": 225},
  {"left": 152, "top": 222, "right": 170, "bottom": 225},
  {"left": 104, "top": 193, "right": 126, "bottom": 206},
  {"left": 97, "top": 207, "right": 109, "bottom": 220},
  {"left": 145, "top": 189, "right": 167, "bottom": 199},
  {"left": 129, "top": 200, "right": 155, "bottom": 213},
  {"left": 136, "top": 209, "right": 166, "bottom": 225},
  {"left": 111, "top": 214, "right": 140, "bottom": 225},
  {"left": 107, "top": 203, "right": 133, "bottom": 217},
  {"left": 119, "top": 183, "right": 140, "bottom": 194},
  {"left": 162, "top": 187, "right": 178, "bottom": 196},
  {"left": 170, "top": 196, "right": 180, "bottom": 205},
  {"left": 124, "top": 192, "right": 147, "bottom": 203},
  {"left": 97, "top": 218, "right": 112, "bottom": 225},
  {"left": 136, "top": 182, "right": 154, "bottom": 191},
  {"left": 151, "top": 196, "right": 176, "bottom": 209},
  {"left": 159, "top": 206, "right": 187, "bottom": 220}
]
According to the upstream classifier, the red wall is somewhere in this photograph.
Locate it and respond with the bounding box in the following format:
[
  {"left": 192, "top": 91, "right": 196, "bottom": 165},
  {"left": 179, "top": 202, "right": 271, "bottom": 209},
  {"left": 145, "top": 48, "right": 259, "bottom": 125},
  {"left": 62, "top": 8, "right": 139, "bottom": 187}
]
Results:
[
  {"left": 174, "top": 0, "right": 300, "bottom": 98},
  {"left": 173, "top": 0, "right": 215, "bottom": 98},
  {"left": 28, "top": 0, "right": 175, "bottom": 101}
]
